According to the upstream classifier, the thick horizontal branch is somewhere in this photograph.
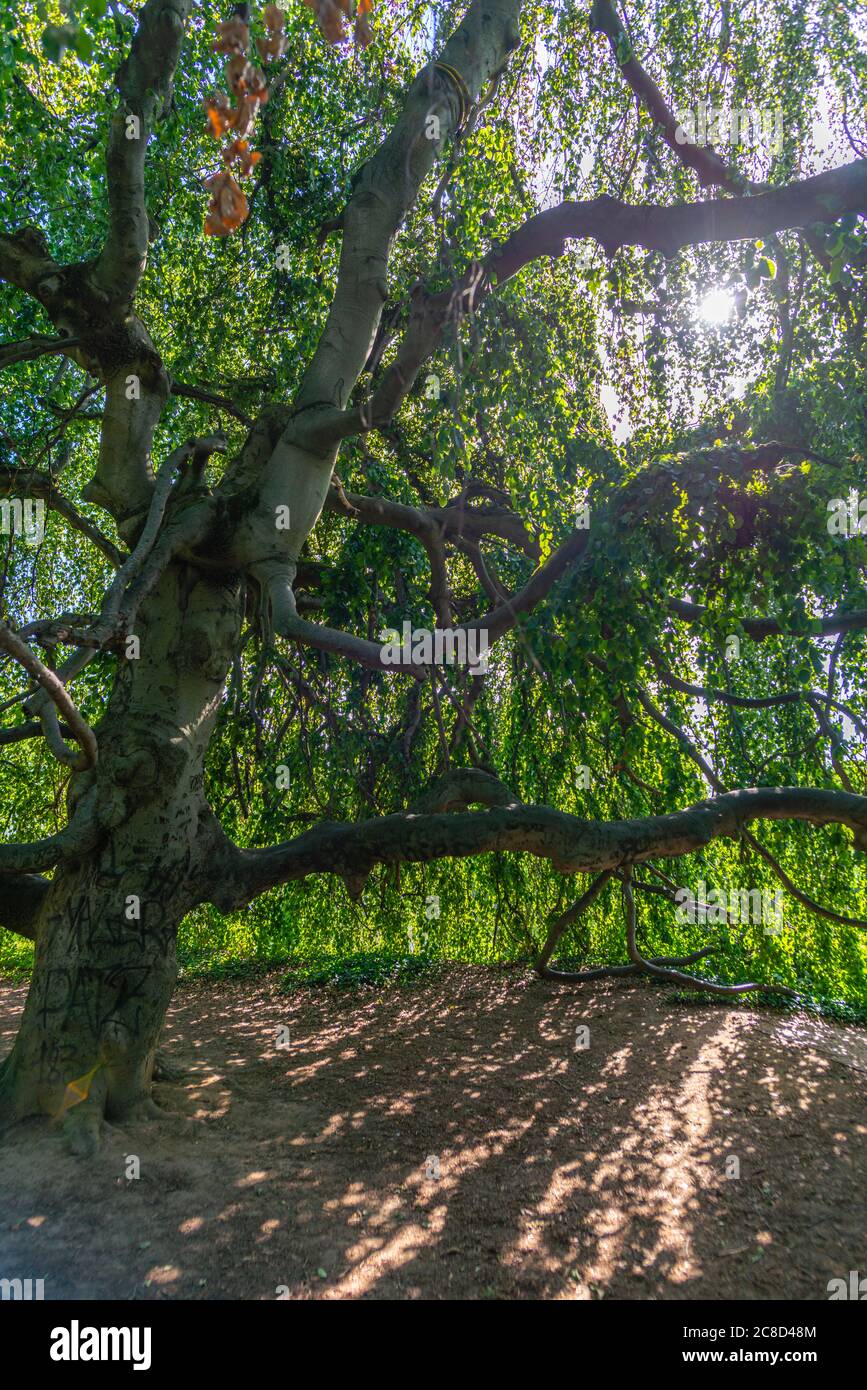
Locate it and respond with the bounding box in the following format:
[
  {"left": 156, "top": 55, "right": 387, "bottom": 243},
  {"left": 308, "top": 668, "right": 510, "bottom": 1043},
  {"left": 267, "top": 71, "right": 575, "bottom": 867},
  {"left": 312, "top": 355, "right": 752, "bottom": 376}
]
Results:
[
  {"left": 591, "top": 0, "right": 841, "bottom": 291},
  {"left": 636, "top": 676, "right": 867, "bottom": 931},
  {"left": 668, "top": 597, "right": 867, "bottom": 640},
  {"left": 490, "top": 160, "right": 867, "bottom": 280},
  {"left": 0, "top": 334, "right": 81, "bottom": 372},
  {"left": 207, "top": 786, "right": 867, "bottom": 911},
  {"left": 0, "top": 786, "right": 100, "bottom": 875},
  {"left": 0, "top": 874, "right": 50, "bottom": 940},
  {"left": 0, "top": 718, "right": 74, "bottom": 747},
  {"left": 303, "top": 156, "right": 866, "bottom": 451}
]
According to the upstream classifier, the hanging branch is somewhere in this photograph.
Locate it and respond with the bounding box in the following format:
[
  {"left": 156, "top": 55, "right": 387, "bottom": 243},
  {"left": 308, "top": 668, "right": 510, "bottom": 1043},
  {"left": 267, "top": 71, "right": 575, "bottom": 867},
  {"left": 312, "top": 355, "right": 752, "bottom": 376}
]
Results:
[
  {"left": 621, "top": 871, "right": 794, "bottom": 997},
  {"left": 0, "top": 620, "right": 98, "bottom": 770}
]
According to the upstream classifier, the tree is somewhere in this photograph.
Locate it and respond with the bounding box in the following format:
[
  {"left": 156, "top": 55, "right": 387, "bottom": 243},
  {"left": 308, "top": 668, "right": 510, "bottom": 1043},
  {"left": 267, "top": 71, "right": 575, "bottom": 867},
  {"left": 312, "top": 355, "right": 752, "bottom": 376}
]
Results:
[{"left": 0, "top": 0, "right": 865, "bottom": 1153}]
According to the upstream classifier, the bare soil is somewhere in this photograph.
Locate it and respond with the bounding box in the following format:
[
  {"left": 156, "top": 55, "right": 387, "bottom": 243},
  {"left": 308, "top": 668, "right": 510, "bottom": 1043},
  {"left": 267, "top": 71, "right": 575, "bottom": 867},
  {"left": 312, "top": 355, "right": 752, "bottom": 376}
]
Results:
[{"left": 1, "top": 966, "right": 865, "bottom": 1301}]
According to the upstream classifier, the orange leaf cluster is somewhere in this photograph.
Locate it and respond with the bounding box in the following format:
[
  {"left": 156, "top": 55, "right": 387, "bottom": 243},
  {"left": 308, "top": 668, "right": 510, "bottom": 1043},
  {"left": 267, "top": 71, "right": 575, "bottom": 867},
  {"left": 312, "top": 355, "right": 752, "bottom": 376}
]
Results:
[
  {"left": 204, "top": 170, "right": 249, "bottom": 237},
  {"left": 212, "top": 16, "right": 250, "bottom": 57},
  {"left": 225, "top": 53, "right": 268, "bottom": 99},
  {"left": 303, "top": 0, "right": 348, "bottom": 46},
  {"left": 203, "top": 7, "right": 286, "bottom": 235},
  {"left": 303, "top": 0, "right": 374, "bottom": 49},
  {"left": 223, "top": 137, "right": 262, "bottom": 177},
  {"left": 258, "top": 3, "right": 288, "bottom": 61},
  {"left": 204, "top": 90, "right": 232, "bottom": 140}
]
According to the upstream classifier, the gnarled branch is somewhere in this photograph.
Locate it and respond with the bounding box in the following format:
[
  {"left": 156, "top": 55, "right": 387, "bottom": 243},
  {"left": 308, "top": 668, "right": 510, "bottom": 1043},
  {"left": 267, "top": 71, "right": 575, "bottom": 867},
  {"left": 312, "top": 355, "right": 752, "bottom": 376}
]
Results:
[
  {"left": 0, "top": 874, "right": 51, "bottom": 940},
  {"left": 207, "top": 785, "right": 867, "bottom": 912},
  {"left": 0, "top": 621, "right": 97, "bottom": 770}
]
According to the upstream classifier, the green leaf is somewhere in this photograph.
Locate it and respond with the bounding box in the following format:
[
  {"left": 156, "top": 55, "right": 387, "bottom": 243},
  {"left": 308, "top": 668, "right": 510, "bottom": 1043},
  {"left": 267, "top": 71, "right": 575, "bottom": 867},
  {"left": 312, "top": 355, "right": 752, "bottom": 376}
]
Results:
[
  {"left": 41, "top": 23, "right": 76, "bottom": 63},
  {"left": 73, "top": 27, "right": 94, "bottom": 63}
]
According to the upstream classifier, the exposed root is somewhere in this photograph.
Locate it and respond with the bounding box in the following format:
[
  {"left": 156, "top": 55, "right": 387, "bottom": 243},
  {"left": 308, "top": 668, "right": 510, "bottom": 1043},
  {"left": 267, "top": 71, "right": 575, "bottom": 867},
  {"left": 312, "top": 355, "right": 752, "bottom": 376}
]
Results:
[
  {"left": 538, "top": 945, "right": 716, "bottom": 983},
  {"left": 152, "top": 1050, "right": 187, "bottom": 1083},
  {"left": 112, "top": 1093, "right": 171, "bottom": 1124},
  {"left": 622, "top": 877, "right": 796, "bottom": 998},
  {"left": 61, "top": 1098, "right": 103, "bottom": 1157},
  {"left": 534, "top": 869, "right": 797, "bottom": 998}
]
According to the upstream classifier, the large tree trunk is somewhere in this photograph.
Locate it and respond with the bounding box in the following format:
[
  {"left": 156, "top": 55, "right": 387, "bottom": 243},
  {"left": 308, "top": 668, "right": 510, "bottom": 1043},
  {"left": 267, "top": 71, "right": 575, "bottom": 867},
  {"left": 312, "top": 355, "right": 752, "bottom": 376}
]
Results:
[{"left": 0, "top": 563, "right": 241, "bottom": 1150}]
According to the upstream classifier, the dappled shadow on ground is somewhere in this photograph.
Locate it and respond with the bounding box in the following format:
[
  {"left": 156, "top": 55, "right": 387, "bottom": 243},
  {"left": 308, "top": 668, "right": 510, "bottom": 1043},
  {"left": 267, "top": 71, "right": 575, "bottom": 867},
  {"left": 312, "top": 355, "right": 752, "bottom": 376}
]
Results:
[{"left": 0, "top": 966, "right": 865, "bottom": 1300}]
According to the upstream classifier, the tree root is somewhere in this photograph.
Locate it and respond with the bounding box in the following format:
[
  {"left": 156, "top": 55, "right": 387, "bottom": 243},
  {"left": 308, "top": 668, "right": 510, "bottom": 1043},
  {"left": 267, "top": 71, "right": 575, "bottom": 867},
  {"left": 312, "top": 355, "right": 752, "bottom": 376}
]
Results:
[
  {"left": 110, "top": 1093, "right": 170, "bottom": 1124},
  {"left": 537, "top": 945, "right": 716, "bottom": 983},
  {"left": 61, "top": 1097, "right": 103, "bottom": 1158},
  {"left": 152, "top": 1050, "right": 187, "bottom": 1083},
  {"left": 534, "top": 869, "right": 798, "bottom": 998},
  {"left": 622, "top": 877, "right": 796, "bottom": 998}
]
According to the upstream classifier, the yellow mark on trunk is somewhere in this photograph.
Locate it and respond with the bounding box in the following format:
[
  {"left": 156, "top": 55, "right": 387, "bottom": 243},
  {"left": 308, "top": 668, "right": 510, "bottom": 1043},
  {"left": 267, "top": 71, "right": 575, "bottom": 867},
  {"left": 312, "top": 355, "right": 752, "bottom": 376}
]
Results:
[{"left": 55, "top": 1061, "right": 103, "bottom": 1118}]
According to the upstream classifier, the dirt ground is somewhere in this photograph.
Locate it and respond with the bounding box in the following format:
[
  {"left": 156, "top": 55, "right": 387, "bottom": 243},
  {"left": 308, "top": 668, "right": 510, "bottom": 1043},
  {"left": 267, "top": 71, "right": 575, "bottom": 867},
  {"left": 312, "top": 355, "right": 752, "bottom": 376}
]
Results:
[{"left": 1, "top": 965, "right": 865, "bottom": 1301}]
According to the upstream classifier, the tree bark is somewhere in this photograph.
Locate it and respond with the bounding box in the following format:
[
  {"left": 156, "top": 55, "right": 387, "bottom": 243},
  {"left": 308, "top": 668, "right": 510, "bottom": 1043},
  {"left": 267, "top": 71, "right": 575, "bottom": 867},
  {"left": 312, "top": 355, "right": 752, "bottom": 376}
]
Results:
[{"left": 0, "top": 563, "right": 241, "bottom": 1148}]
